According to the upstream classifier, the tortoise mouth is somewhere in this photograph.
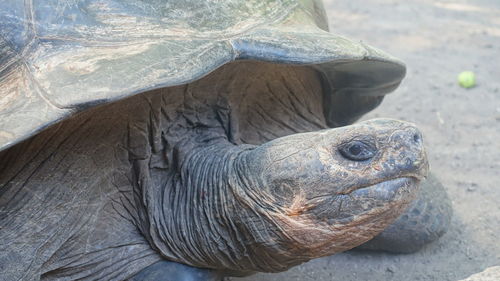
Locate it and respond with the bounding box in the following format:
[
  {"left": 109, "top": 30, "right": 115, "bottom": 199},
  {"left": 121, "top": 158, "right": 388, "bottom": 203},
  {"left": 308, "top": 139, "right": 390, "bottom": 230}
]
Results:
[
  {"left": 349, "top": 177, "right": 419, "bottom": 201},
  {"left": 337, "top": 159, "right": 427, "bottom": 196},
  {"left": 304, "top": 177, "right": 420, "bottom": 223},
  {"left": 324, "top": 177, "right": 420, "bottom": 225}
]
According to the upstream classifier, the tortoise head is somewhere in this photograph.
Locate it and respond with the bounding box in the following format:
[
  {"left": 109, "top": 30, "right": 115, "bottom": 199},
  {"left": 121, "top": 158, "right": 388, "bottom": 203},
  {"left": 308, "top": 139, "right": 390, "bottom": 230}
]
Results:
[{"left": 229, "top": 118, "right": 427, "bottom": 269}]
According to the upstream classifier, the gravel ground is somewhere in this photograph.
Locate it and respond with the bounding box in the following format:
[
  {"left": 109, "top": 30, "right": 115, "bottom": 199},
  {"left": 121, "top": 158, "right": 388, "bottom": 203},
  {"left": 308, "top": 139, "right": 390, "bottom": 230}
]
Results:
[{"left": 229, "top": 0, "right": 500, "bottom": 280}]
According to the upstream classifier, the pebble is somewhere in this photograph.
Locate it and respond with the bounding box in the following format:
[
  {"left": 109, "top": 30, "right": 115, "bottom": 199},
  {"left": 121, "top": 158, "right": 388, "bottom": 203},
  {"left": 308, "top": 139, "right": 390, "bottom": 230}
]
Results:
[
  {"left": 386, "top": 266, "right": 396, "bottom": 273},
  {"left": 466, "top": 183, "right": 478, "bottom": 192}
]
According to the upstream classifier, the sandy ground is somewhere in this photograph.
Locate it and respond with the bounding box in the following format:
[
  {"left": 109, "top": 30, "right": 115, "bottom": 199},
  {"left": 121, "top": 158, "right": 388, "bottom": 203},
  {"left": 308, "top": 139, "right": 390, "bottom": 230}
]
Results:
[{"left": 229, "top": 0, "right": 500, "bottom": 280}]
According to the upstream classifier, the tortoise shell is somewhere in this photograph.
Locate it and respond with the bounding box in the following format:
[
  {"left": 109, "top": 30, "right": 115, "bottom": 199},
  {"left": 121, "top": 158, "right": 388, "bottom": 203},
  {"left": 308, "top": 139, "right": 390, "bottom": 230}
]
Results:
[{"left": 0, "top": 0, "right": 404, "bottom": 151}]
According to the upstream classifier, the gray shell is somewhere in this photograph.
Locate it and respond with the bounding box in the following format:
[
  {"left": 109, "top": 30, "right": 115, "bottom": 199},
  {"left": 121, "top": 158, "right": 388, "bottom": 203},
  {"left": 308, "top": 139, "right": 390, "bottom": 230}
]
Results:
[{"left": 0, "top": 0, "right": 405, "bottom": 151}]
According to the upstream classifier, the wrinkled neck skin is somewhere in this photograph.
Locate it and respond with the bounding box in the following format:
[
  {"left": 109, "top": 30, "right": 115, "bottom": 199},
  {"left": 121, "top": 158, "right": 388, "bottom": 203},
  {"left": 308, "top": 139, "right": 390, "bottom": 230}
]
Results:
[
  {"left": 139, "top": 131, "right": 321, "bottom": 273},
  {"left": 138, "top": 134, "right": 263, "bottom": 271}
]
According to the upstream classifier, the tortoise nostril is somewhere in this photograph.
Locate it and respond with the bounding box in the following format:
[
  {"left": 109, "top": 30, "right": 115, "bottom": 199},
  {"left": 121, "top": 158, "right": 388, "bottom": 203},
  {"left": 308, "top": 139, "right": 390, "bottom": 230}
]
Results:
[{"left": 413, "top": 133, "right": 420, "bottom": 143}]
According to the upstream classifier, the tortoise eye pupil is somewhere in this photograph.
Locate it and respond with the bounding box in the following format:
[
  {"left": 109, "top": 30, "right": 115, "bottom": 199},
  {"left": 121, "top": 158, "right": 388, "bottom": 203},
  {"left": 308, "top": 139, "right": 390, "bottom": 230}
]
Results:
[
  {"left": 339, "top": 140, "right": 377, "bottom": 161},
  {"left": 349, "top": 144, "right": 362, "bottom": 155}
]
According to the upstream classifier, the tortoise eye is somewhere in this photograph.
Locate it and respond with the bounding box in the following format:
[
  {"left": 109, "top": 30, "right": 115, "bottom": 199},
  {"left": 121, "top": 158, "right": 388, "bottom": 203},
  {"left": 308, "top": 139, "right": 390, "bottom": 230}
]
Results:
[{"left": 339, "top": 141, "right": 376, "bottom": 161}]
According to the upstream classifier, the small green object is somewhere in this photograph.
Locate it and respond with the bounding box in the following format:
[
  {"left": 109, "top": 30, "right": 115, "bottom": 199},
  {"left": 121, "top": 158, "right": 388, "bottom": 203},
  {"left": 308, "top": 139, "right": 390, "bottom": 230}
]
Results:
[{"left": 458, "top": 71, "right": 476, "bottom": 88}]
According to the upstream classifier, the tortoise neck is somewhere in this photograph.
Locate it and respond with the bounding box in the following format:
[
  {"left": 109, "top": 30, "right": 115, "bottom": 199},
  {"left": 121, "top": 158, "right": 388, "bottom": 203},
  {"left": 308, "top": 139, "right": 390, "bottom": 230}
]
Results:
[
  {"left": 131, "top": 127, "right": 256, "bottom": 271},
  {"left": 134, "top": 128, "right": 309, "bottom": 273}
]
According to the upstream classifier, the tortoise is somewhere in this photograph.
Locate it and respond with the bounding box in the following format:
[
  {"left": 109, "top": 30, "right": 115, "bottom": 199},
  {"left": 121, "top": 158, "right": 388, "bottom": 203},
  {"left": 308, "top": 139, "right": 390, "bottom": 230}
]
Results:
[{"left": 0, "top": 0, "right": 452, "bottom": 280}]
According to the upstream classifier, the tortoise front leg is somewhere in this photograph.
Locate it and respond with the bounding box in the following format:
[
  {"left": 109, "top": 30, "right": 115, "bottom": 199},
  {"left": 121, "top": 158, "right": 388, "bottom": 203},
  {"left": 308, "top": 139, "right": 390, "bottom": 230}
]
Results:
[{"left": 128, "top": 260, "right": 223, "bottom": 281}]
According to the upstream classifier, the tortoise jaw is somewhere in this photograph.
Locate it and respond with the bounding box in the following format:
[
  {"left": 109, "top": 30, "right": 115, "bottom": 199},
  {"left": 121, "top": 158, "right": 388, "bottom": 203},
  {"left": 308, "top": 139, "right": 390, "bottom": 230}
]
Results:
[
  {"left": 348, "top": 177, "right": 420, "bottom": 203},
  {"left": 340, "top": 169, "right": 427, "bottom": 196},
  {"left": 302, "top": 177, "right": 420, "bottom": 225}
]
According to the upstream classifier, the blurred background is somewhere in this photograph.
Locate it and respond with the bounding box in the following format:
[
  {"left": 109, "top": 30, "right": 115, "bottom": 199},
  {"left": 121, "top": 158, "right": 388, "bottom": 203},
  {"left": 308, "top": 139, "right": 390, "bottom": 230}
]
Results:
[{"left": 230, "top": 0, "right": 500, "bottom": 280}]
